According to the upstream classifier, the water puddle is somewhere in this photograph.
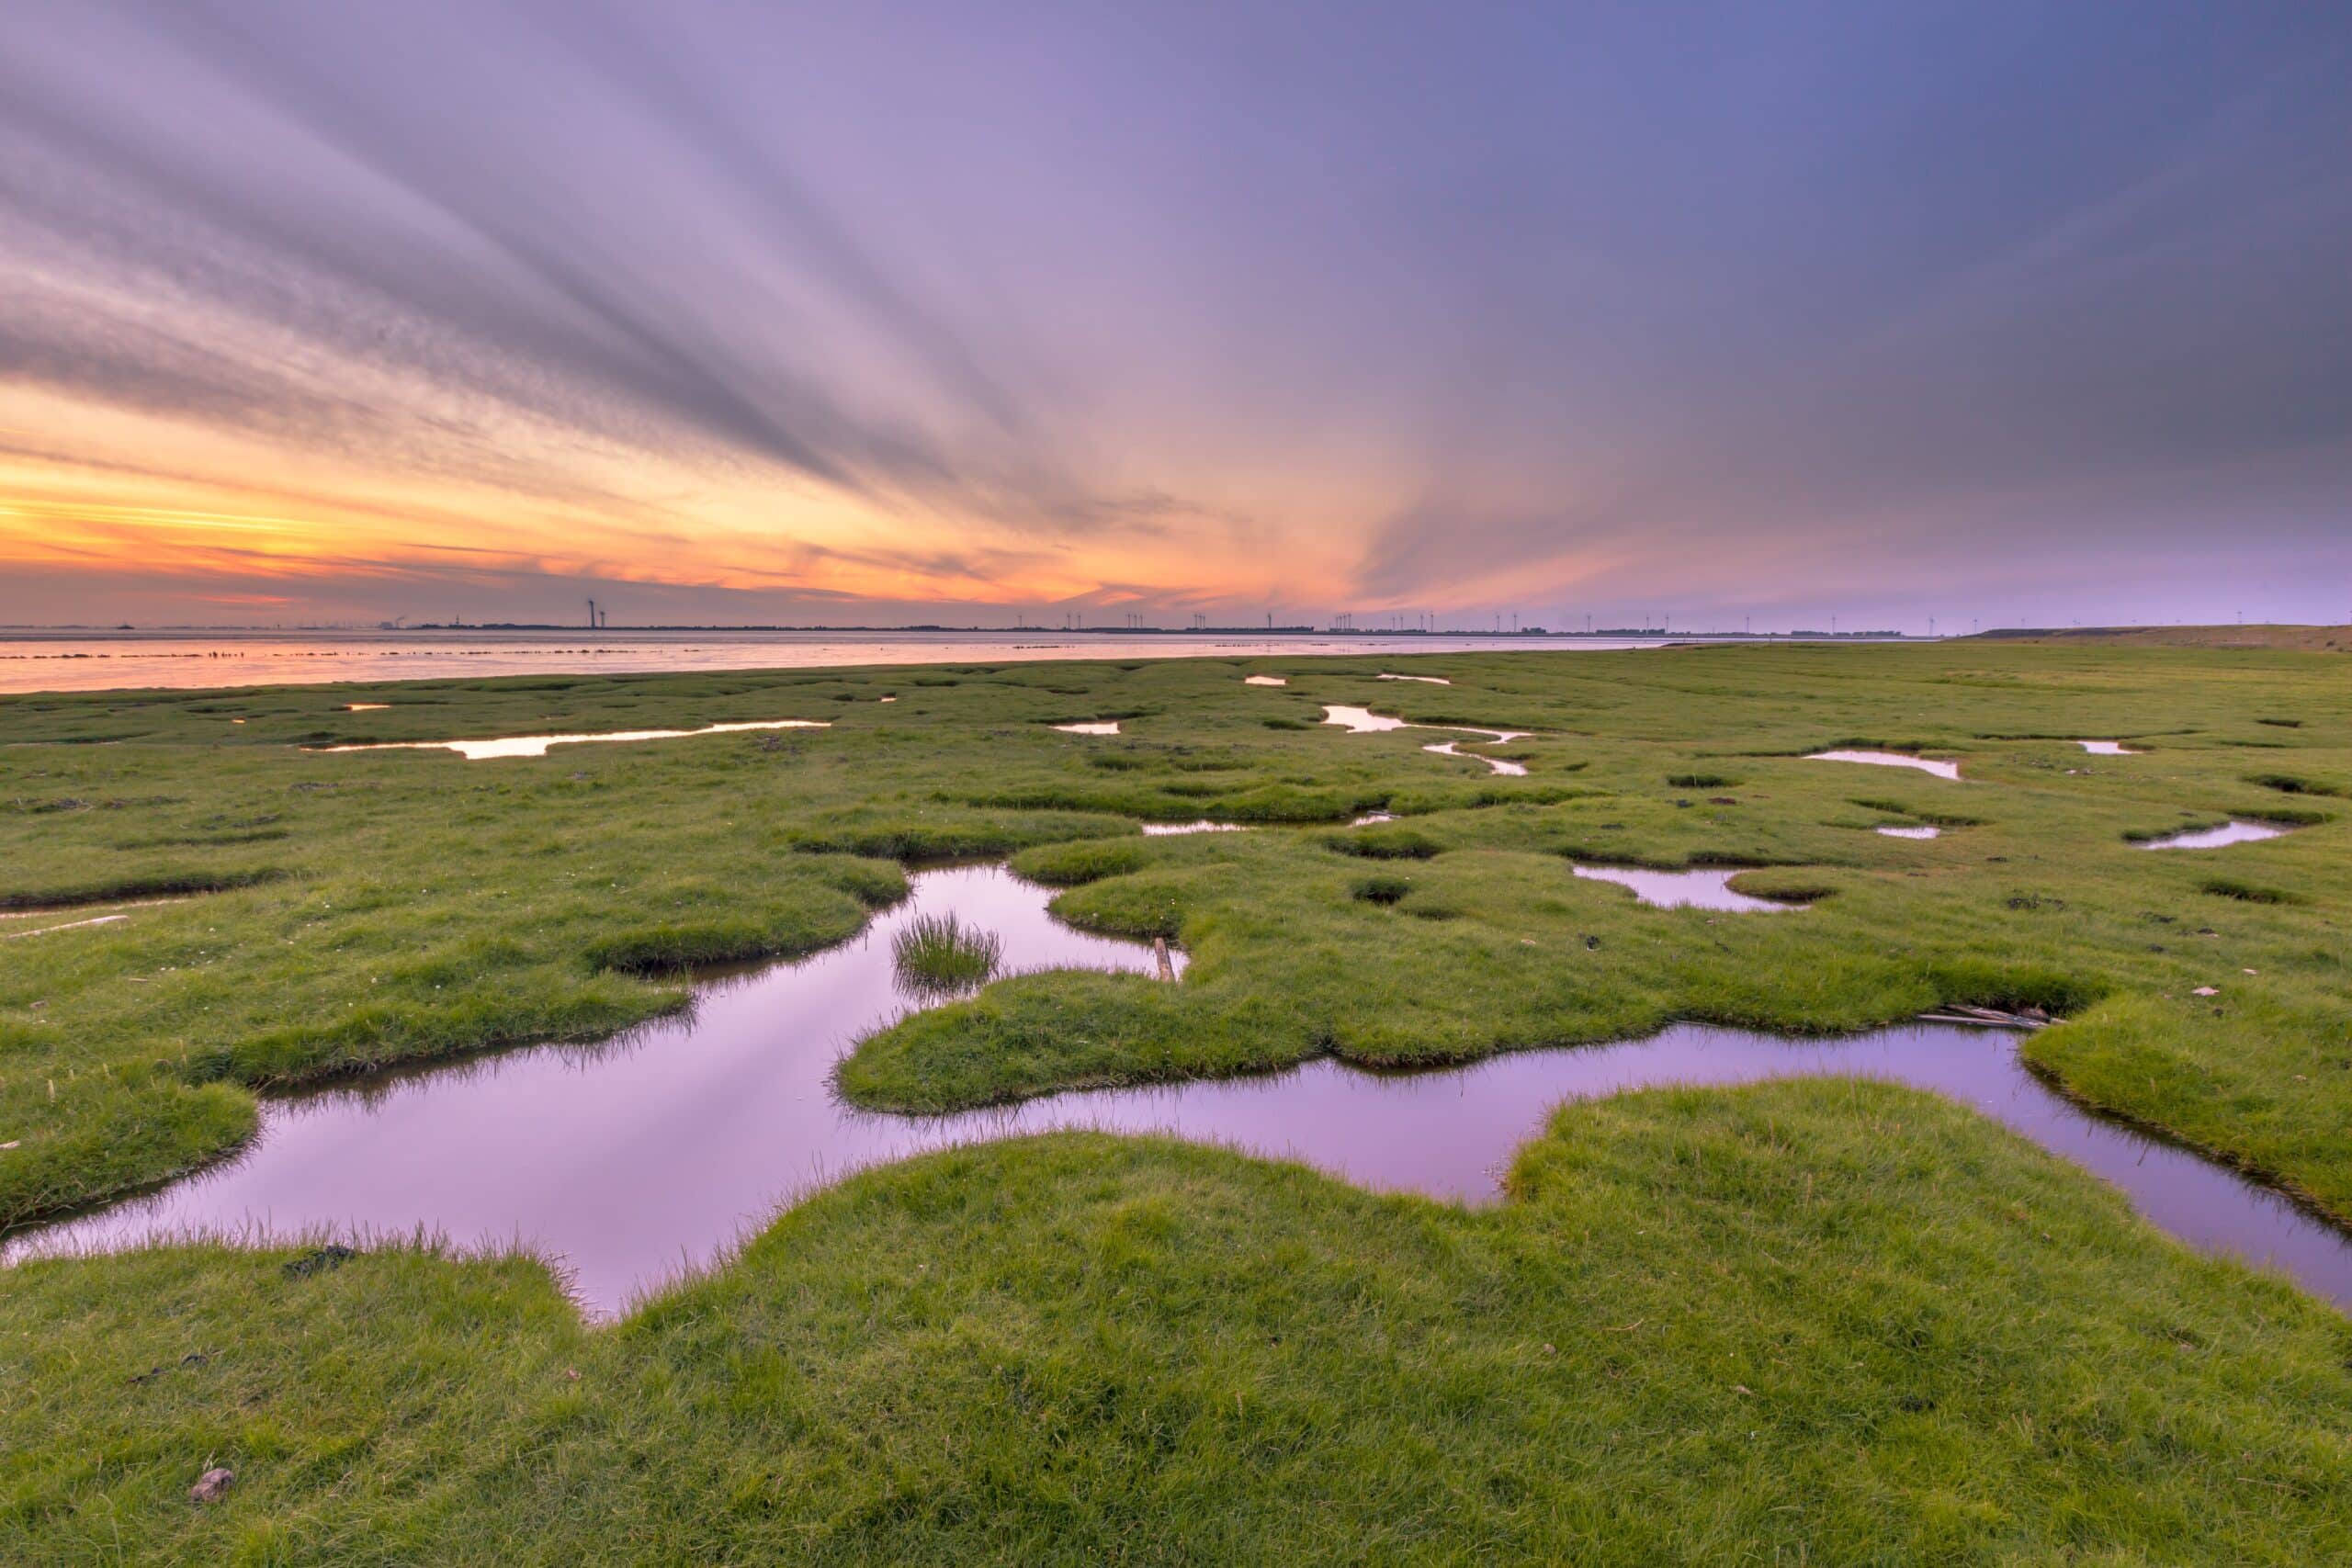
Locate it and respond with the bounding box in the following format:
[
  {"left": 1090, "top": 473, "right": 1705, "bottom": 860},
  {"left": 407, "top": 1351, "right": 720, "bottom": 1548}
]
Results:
[
  {"left": 316, "top": 720, "right": 830, "bottom": 761},
  {"left": 3, "top": 912, "right": 130, "bottom": 939},
  {"left": 14, "top": 865, "right": 2351, "bottom": 1318},
  {"left": 2138, "top": 820, "right": 2289, "bottom": 851},
  {"left": 1243, "top": 675, "right": 1288, "bottom": 686},
  {"left": 1424, "top": 740, "right": 1528, "bottom": 776},
  {"left": 1322, "top": 705, "right": 1413, "bottom": 733},
  {"left": 343, "top": 703, "right": 389, "bottom": 712},
  {"left": 1875, "top": 825, "right": 1941, "bottom": 840},
  {"left": 1378, "top": 672, "right": 1452, "bottom": 684},
  {"left": 1352, "top": 811, "right": 1398, "bottom": 826},
  {"left": 1572, "top": 863, "right": 1799, "bottom": 911},
  {"left": 1140, "top": 821, "right": 1250, "bottom": 836},
  {"left": 2079, "top": 740, "right": 2140, "bottom": 755},
  {"left": 1806, "top": 750, "right": 1962, "bottom": 781},
  {"left": 2, "top": 895, "right": 193, "bottom": 938},
  {"left": 1052, "top": 721, "right": 1121, "bottom": 735}
]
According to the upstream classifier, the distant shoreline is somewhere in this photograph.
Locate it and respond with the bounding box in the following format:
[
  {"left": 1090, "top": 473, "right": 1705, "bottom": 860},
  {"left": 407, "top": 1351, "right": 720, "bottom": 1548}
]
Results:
[
  {"left": 1963, "top": 624, "right": 2348, "bottom": 650},
  {"left": 0, "top": 625, "right": 1918, "bottom": 640},
  {"left": 0, "top": 627, "right": 1914, "bottom": 696}
]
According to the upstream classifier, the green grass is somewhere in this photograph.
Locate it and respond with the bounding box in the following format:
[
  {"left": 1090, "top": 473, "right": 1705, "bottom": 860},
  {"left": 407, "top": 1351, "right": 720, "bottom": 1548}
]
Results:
[
  {"left": 9, "top": 1085, "right": 2352, "bottom": 1562},
  {"left": 0, "top": 644, "right": 2342, "bottom": 1213},
  {"left": 4, "top": 641, "right": 2349, "bottom": 1212},
  {"left": 6, "top": 640, "right": 2352, "bottom": 1556},
  {"left": 1320, "top": 824, "right": 1443, "bottom": 858},
  {"left": 891, "top": 911, "right": 1003, "bottom": 995}
]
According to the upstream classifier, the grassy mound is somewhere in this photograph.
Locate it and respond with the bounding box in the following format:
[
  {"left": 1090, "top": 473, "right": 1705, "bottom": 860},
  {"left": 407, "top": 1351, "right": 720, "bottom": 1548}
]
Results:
[
  {"left": 9, "top": 1084, "right": 2352, "bottom": 1562},
  {"left": 890, "top": 912, "right": 1004, "bottom": 995}
]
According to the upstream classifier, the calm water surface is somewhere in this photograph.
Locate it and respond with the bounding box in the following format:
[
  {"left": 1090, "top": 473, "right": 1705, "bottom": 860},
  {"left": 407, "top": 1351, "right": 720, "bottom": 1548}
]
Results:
[
  {"left": 13, "top": 864, "right": 2352, "bottom": 1318},
  {"left": 1806, "top": 749, "right": 1963, "bottom": 781},
  {"left": 2138, "top": 820, "right": 2290, "bottom": 850},
  {"left": 1571, "top": 864, "right": 1797, "bottom": 911},
  {"left": 320, "top": 719, "right": 830, "bottom": 760},
  {"left": 1422, "top": 739, "right": 1529, "bottom": 775},
  {"left": 0, "top": 630, "right": 1690, "bottom": 694}
]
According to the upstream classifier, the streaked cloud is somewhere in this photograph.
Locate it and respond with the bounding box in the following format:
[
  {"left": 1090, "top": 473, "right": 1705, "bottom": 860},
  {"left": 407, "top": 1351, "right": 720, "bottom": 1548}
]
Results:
[{"left": 2, "top": 0, "right": 2347, "bottom": 628}]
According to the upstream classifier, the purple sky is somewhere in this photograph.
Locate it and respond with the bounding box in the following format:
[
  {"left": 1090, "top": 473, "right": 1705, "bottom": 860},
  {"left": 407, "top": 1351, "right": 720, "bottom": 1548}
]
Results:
[{"left": 2, "top": 1, "right": 2348, "bottom": 631}]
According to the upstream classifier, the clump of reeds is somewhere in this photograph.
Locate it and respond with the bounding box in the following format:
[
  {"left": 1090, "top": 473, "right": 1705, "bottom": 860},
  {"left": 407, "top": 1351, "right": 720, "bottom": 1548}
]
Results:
[{"left": 891, "top": 912, "right": 1002, "bottom": 996}]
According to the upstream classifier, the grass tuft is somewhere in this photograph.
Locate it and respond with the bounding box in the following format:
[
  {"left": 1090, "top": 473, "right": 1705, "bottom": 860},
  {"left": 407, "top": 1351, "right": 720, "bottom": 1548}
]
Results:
[{"left": 890, "top": 911, "right": 1003, "bottom": 995}]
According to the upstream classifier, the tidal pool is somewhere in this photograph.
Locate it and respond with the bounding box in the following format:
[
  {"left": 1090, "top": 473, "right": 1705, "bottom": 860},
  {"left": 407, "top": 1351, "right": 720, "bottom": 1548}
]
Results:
[
  {"left": 1322, "top": 704, "right": 1412, "bottom": 733},
  {"left": 1806, "top": 749, "right": 1962, "bottom": 781},
  {"left": 16, "top": 865, "right": 2352, "bottom": 1318},
  {"left": 1572, "top": 863, "right": 1798, "bottom": 911},
  {"left": 2137, "top": 819, "right": 2289, "bottom": 850},
  {"left": 318, "top": 720, "right": 829, "bottom": 761}
]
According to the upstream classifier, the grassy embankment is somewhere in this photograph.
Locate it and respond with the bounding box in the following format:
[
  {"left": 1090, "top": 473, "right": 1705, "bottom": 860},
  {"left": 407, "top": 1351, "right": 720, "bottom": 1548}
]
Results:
[
  {"left": 3, "top": 641, "right": 2351, "bottom": 1556},
  {"left": 1968, "top": 623, "right": 2352, "bottom": 651},
  {"left": 10, "top": 1091, "right": 2352, "bottom": 1562}
]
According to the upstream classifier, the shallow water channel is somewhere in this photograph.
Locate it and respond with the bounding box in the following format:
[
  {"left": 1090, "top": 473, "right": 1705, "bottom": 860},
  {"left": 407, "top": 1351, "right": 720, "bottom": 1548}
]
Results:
[
  {"left": 318, "top": 720, "right": 829, "bottom": 760},
  {"left": 14, "top": 864, "right": 2352, "bottom": 1317}
]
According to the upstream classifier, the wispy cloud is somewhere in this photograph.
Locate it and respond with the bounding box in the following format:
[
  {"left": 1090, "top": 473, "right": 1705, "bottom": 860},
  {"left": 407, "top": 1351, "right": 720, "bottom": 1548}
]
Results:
[{"left": 3, "top": 0, "right": 2349, "bottom": 627}]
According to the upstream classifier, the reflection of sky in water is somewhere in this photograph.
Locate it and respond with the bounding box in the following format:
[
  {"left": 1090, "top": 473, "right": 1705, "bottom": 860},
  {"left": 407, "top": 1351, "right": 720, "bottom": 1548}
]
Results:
[
  {"left": 1423, "top": 740, "right": 1527, "bottom": 775},
  {"left": 1572, "top": 863, "right": 1796, "bottom": 912},
  {"left": 2138, "top": 820, "right": 2287, "bottom": 850},
  {"left": 0, "top": 633, "right": 1681, "bottom": 694},
  {"left": 321, "top": 720, "right": 828, "bottom": 760},
  {"left": 1805, "top": 749, "right": 1962, "bottom": 781},
  {"left": 16, "top": 866, "right": 2351, "bottom": 1322}
]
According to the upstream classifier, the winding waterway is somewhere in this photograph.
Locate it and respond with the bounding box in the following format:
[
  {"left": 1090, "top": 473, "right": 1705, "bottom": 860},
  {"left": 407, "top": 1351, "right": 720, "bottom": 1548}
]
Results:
[{"left": 12, "top": 863, "right": 2350, "bottom": 1318}]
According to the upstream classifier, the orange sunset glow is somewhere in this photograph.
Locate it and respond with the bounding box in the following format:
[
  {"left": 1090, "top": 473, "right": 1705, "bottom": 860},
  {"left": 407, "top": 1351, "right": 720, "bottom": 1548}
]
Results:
[{"left": 3, "top": 2, "right": 2346, "bottom": 630}]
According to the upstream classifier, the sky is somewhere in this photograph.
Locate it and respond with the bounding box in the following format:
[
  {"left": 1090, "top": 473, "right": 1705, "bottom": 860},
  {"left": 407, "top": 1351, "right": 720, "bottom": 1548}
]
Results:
[{"left": 3, "top": 1, "right": 2348, "bottom": 633}]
